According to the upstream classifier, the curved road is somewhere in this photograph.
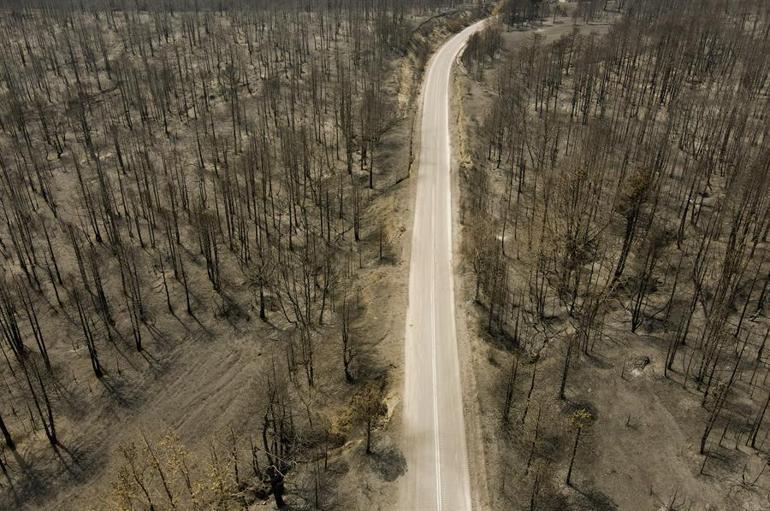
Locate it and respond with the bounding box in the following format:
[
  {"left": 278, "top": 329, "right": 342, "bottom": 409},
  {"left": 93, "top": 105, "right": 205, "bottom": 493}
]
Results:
[{"left": 400, "top": 19, "right": 488, "bottom": 511}]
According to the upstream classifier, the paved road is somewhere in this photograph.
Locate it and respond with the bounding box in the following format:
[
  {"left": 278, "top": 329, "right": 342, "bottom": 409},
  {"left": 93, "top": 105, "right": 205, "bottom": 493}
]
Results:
[{"left": 400, "top": 19, "right": 487, "bottom": 511}]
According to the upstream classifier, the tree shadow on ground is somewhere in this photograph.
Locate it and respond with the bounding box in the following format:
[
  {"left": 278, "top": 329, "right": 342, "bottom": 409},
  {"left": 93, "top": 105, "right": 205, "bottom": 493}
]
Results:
[{"left": 368, "top": 437, "right": 406, "bottom": 482}]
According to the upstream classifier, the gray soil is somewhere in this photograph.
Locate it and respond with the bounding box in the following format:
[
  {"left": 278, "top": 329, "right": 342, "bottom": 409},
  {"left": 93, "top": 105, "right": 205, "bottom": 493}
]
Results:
[{"left": 453, "top": 15, "right": 770, "bottom": 511}]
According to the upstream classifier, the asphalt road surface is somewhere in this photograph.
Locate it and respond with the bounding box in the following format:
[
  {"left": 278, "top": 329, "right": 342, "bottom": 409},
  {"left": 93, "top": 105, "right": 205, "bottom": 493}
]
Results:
[{"left": 399, "top": 18, "right": 488, "bottom": 511}]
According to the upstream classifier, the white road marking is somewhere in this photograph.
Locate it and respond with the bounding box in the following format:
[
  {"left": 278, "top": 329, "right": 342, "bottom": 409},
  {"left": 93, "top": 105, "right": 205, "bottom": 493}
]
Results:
[{"left": 399, "top": 18, "right": 488, "bottom": 511}]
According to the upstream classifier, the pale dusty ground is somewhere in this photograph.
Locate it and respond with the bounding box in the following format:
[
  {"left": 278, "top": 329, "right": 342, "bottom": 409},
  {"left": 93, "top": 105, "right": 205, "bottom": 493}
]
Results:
[
  {"left": 0, "top": 9, "right": 483, "bottom": 511},
  {"left": 449, "top": 18, "right": 601, "bottom": 511},
  {"left": 453, "top": 16, "right": 770, "bottom": 511}
]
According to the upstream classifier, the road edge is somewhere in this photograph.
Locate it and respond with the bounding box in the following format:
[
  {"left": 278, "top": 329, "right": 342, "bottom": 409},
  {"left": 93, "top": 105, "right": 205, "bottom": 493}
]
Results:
[{"left": 448, "top": 20, "right": 493, "bottom": 511}]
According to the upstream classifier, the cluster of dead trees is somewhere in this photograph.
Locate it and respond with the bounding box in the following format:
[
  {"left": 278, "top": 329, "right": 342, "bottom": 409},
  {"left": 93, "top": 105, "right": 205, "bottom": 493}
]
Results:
[
  {"left": 0, "top": 0, "right": 473, "bottom": 507},
  {"left": 462, "top": 21, "right": 503, "bottom": 81},
  {"left": 495, "top": 0, "right": 548, "bottom": 26},
  {"left": 462, "top": 0, "right": 770, "bottom": 500},
  {"left": 106, "top": 374, "right": 389, "bottom": 510}
]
